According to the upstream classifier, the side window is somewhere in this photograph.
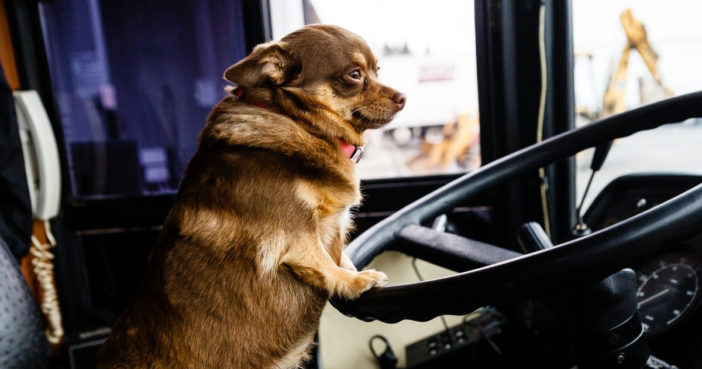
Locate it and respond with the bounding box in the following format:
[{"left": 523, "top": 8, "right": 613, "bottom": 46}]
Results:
[{"left": 39, "top": 0, "right": 247, "bottom": 198}]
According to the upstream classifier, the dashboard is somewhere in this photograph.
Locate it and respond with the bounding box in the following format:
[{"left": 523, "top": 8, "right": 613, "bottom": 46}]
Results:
[{"left": 584, "top": 173, "right": 702, "bottom": 368}]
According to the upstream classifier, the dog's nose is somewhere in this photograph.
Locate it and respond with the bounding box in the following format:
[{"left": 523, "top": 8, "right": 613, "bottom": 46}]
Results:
[{"left": 392, "top": 92, "right": 406, "bottom": 110}]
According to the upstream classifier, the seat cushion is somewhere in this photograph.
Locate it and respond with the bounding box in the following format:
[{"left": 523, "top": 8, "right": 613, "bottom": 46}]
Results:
[{"left": 0, "top": 236, "right": 49, "bottom": 369}]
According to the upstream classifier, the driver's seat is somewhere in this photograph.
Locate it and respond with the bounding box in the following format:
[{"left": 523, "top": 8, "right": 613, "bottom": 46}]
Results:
[{"left": 0, "top": 235, "right": 49, "bottom": 369}]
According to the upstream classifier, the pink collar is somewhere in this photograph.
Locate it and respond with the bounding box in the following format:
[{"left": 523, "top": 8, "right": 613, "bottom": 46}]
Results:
[{"left": 339, "top": 140, "right": 363, "bottom": 163}]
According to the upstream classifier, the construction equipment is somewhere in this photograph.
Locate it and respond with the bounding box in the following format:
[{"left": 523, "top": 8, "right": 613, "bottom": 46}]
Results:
[
  {"left": 406, "top": 114, "right": 480, "bottom": 173},
  {"left": 601, "top": 8, "right": 673, "bottom": 117}
]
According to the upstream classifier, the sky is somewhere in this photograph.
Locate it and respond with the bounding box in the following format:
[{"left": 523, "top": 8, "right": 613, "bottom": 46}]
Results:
[{"left": 309, "top": 0, "right": 475, "bottom": 56}]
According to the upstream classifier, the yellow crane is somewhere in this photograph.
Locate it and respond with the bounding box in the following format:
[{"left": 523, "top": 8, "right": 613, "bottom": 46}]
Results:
[{"left": 601, "top": 8, "right": 673, "bottom": 117}]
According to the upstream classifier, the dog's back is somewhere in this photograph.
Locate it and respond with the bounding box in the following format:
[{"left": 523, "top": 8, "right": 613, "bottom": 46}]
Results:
[{"left": 98, "top": 108, "right": 333, "bottom": 368}]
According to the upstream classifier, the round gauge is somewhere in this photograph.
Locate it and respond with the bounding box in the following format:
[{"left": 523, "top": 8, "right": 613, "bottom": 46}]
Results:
[{"left": 636, "top": 252, "right": 702, "bottom": 336}]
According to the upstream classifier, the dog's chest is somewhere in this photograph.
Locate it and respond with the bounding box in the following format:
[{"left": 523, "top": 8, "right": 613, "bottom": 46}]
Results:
[
  {"left": 312, "top": 200, "right": 356, "bottom": 268},
  {"left": 318, "top": 206, "right": 353, "bottom": 251},
  {"left": 294, "top": 179, "right": 359, "bottom": 261}
]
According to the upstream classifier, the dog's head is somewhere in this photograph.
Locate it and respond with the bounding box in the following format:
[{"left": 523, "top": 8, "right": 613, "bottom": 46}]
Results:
[{"left": 224, "top": 24, "right": 405, "bottom": 133}]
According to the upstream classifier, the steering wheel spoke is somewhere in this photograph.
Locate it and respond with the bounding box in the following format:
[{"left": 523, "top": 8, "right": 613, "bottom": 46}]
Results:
[{"left": 394, "top": 224, "right": 521, "bottom": 272}]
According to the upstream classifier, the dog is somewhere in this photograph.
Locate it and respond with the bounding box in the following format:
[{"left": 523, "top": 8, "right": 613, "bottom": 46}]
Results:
[{"left": 97, "top": 24, "right": 405, "bottom": 369}]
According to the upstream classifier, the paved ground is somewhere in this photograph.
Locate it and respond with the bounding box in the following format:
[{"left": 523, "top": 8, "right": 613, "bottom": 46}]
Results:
[{"left": 356, "top": 128, "right": 478, "bottom": 179}]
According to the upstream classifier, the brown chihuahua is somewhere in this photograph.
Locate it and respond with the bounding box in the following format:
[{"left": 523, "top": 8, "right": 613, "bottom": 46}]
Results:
[{"left": 97, "top": 24, "right": 405, "bottom": 369}]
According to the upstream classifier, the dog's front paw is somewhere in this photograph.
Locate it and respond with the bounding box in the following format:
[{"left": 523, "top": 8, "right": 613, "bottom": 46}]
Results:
[{"left": 335, "top": 269, "right": 388, "bottom": 300}]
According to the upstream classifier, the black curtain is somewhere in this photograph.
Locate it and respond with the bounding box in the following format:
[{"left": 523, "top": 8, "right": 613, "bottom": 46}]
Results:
[{"left": 0, "top": 65, "right": 32, "bottom": 259}]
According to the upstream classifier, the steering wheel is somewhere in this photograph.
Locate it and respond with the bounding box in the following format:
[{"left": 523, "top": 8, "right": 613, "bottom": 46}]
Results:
[{"left": 332, "top": 91, "right": 702, "bottom": 324}]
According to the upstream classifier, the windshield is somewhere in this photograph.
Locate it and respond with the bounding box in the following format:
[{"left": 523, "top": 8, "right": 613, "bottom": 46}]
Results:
[{"left": 572, "top": 0, "right": 702, "bottom": 208}]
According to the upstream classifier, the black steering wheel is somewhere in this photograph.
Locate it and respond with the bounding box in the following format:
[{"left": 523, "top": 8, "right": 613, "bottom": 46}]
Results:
[{"left": 332, "top": 91, "right": 702, "bottom": 324}]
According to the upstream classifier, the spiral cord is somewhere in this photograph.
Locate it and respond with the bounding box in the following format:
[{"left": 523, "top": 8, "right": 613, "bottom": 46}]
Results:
[{"left": 29, "top": 220, "right": 64, "bottom": 344}]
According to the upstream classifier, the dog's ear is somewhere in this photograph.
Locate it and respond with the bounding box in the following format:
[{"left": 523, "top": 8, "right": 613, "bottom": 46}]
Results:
[{"left": 223, "top": 42, "right": 300, "bottom": 87}]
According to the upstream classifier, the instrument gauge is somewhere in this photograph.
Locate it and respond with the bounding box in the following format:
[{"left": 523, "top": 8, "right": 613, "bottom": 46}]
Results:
[{"left": 636, "top": 252, "right": 702, "bottom": 336}]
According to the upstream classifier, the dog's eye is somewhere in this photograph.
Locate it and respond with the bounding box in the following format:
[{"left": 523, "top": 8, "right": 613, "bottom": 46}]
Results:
[{"left": 348, "top": 69, "right": 362, "bottom": 81}]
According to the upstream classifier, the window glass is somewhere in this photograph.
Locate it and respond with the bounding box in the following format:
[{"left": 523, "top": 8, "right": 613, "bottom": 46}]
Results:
[
  {"left": 572, "top": 0, "right": 702, "bottom": 207},
  {"left": 39, "top": 0, "right": 247, "bottom": 198},
  {"left": 305, "top": 0, "right": 481, "bottom": 179}
]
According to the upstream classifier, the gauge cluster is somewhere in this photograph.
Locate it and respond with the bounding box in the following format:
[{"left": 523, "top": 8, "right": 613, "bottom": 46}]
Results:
[
  {"left": 583, "top": 174, "right": 702, "bottom": 338},
  {"left": 635, "top": 251, "right": 702, "bottom": 336}
]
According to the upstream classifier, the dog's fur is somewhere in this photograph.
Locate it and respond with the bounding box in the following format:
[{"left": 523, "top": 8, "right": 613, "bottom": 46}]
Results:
[{"left": 97, "top": 24, "right": 405, "bottom": 369}]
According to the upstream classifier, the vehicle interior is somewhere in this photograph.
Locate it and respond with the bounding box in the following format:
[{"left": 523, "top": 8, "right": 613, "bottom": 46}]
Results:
[{"left": 1, "top": 0, "right": 701, "bottom": 368}]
